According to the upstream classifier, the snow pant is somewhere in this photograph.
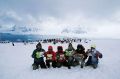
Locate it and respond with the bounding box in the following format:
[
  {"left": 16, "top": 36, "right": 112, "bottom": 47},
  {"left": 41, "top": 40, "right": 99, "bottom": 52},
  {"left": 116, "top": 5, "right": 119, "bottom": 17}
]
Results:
[
  {"left": 85, "top": 56, "right": 98, "bottom": 69},
  {"left": 74, "top": 56, "right": 85, "bottom": 68},
  {"left": 56, "top": 61, "right": 68, "bottom": 68},
  {"left": 85, "top": 56, "right": 92, "bottom": 66},
  {"left": 33, "top": 57, "right": 46, "bottom": 70},
  {"left": 46, "top": 60, "right": 56, "bottom": 68},
  {"left": 66, "top": 56, "right": 74, "bottom": 69}
]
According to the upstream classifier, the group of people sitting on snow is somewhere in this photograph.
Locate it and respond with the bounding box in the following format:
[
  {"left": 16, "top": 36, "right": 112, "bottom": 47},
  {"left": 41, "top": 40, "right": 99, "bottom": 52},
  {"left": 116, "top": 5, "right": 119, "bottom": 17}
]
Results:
[{"left": 31, "top": 42, "right": 103, "bottom": 70}]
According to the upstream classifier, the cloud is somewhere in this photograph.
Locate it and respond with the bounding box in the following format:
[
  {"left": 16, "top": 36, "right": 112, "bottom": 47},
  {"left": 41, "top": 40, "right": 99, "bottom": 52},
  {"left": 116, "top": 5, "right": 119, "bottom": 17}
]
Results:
[
  {"left": 0, "top": 11, "right": 21, "bottom": 25},
  {"left": 0, "top": 0, "right": 120, "bottom": 38},
  {"left": 0, "top": 0, "right": 120, "bottom": 18}
]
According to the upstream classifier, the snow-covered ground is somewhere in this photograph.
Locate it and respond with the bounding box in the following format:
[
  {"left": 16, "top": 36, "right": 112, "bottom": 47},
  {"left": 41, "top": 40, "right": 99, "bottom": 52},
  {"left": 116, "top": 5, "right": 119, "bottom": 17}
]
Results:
[{"left": 0, "top": 39, "right": 120, "bottom": 79}]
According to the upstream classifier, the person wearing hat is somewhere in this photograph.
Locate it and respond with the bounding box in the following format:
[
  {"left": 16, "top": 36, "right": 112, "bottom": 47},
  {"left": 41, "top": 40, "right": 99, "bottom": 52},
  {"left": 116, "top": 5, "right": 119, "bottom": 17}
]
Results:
[
  {"left": 44, "top": 46, "right": 56, "bottom": 68},
  {"left": 56, "top": 46, "right": 67, "bottom": 68},
  {"left": 31, "top": 42, "right": 47, "bottom": 70},
  {"left": 85, "top": 44, "right": 103, "bottom": 69},
  {"left": 64, "top": 43, "right": 75, "bottom": 69},
  {"left": 73, "top": 44, "right": 87, "bottom": 68}
]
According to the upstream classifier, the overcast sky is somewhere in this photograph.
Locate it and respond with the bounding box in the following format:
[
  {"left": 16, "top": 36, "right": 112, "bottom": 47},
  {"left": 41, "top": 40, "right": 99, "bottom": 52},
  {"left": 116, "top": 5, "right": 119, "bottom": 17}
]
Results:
[{"left": 0, "top": 0, "right": 120, "bottom": 38}]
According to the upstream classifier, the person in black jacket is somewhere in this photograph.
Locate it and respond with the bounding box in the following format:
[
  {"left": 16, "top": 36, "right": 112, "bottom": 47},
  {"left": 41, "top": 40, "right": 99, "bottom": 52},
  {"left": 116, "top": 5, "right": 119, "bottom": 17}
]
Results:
[
  {"left": 73, "top": 44, "right": 87, "bottom": 68},
  {"left": 32, "top": 42, "right": 46, "bottom": 70}
]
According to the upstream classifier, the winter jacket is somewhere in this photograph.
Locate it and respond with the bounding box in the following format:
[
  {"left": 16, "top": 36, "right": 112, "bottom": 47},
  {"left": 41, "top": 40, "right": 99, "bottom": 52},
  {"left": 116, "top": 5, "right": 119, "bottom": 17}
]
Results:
[
  {"left": 32, "top": 49, "right": 45, "bottom": 62},
  {"left": 56, "top": 50, "right": 66, "bottom": 62},
  {"left": 86, "top": 49, "right": 103, "bottom": 64},
  {"left": 44, "top": 51, "right": 56, "bottom": 61},
  {"left": 74, "top": 49, "right": 87, "bottom": 60},
  {"left": 64, "top": 49, "right": 74, "bottom": 57}
]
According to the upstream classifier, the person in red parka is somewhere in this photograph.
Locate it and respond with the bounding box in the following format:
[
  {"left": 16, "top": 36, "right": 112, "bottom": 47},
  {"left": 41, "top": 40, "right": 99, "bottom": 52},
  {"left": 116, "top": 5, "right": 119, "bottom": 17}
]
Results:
[
  {"left": 44, "top": 46, "right": 56, "bottom": 68},
  {"left": 56, "top": 46, "right": 67, "bottom": 68}
]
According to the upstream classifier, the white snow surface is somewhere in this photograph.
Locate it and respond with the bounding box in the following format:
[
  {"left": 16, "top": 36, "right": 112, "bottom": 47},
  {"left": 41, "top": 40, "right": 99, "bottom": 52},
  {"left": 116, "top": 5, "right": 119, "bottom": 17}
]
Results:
[{"left": 0, "top": 39, "right": 120, "bottom": 79}]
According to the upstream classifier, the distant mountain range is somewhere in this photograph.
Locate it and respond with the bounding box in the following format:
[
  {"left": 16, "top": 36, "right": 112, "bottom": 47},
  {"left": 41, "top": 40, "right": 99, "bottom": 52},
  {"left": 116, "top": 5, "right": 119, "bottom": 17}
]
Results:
[
  {"left": 0, "top": 25, "right": 87, "bottom": 34},
  {"left": 0, "top": 25, "right": 87, "bottom": 41},
  {"left": 61, "top": 26, "right": 87, "bottom": 34},
  {"left": 0, "top": 25, "right": 42, "bottom": 35},
  {"left": 10, "top": 25, "right": 41, "bottom": 33}
]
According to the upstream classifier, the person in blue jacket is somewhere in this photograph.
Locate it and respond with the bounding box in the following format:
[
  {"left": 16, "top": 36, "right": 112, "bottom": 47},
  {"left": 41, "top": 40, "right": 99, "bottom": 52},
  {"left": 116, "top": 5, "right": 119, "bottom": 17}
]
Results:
[{"left": 85, "top": 45, "right": 103, "bottom": 69}]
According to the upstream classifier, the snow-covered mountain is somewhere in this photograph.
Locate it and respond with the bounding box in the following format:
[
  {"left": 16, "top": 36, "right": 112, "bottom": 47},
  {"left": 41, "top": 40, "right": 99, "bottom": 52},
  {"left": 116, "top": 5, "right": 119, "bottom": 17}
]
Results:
[
  {"left": 0, "top": 25, "right": 88, "bottom": 35},
  {"left": 61, "top": 26, "right": 87, "bottom": 34},
  {"left": 0, "top": 25, "right": 41, "bottom": 34},
  {"left": 10, "top": 25, "right": 41, "bottom": 33}
]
